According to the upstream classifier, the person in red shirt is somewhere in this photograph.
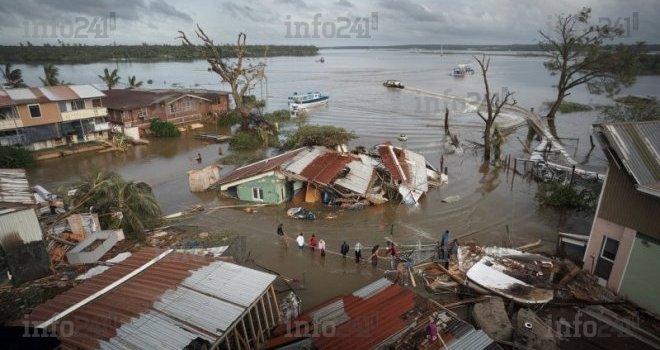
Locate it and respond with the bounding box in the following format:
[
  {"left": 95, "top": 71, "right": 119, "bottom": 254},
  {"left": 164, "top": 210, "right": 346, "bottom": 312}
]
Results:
[
  {"left": 309, "top": 234, "right": 317, "bottom": 251},
  {"left": 386, "top": 242, "right": 398, "bottom": 269}
]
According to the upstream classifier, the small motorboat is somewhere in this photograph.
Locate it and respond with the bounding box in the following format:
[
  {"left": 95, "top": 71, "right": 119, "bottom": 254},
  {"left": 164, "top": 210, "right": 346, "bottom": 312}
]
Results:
[
  {"left": 450, "top": 64, "right": 475, "bottom": 77},
  {"left": 383, "top": 80, "right": 405, "bottom": 89},
  {"left": 288, "top": 92, "right": 329, "bottom": 112},
  {"left": 287, "top": 207, "right": 316, "bottom": 220},
  {"left": 397, "top": 133, "right": 408, "bottom": 141}
]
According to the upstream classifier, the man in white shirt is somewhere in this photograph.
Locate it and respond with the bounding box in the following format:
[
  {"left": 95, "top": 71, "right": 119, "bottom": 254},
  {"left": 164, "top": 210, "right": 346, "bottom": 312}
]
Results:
[{"left": 296, "top": 233, "right": 305, "bottom": 250}]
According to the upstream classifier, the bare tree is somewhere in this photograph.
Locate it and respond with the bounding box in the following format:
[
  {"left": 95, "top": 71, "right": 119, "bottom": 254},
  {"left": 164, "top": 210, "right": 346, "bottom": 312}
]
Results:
[
  {"left": 178, "top": 25, "right": 266, "bottom": 120},
  {"left": 540, "top": 8, "right": 643, "bottom": 121},
  {"left": 473, "top": 55, "right": 516, "bottom": 162}
]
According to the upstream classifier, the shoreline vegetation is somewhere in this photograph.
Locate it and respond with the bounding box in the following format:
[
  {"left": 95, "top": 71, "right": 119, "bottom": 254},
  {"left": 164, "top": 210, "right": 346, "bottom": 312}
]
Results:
[{"left": 0, "top": 44, "right": 319, "bottom": 63}]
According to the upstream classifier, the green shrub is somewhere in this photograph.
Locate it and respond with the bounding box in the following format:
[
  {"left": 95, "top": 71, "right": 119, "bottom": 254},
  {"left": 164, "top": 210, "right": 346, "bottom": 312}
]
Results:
[
  {"left": 262, "top": 109, "right": 292, "bottom": 123},
  {"left": 230, "top": 131, "right": 262, "bottom": 150},
  {"left": 218, "top": 110, "right": 242, "bottom": 126},
  {"left": 0, "top": 146, "right": 36, "bottom": 168},
  {"left": 543, "top": 100, "right": 592, "bottom": 113},
  {"left": 536, "top": 182, "right": 597, "bottom": 211},
  {"left": 282, "top": 125, "right": 357, "bottom": 150},
  {"left": 149, "top": 118, "right": 180, "bottom": 137}
]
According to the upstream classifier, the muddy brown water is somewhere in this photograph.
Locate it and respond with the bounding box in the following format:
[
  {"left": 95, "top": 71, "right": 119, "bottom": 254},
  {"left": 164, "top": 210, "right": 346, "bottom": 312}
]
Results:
[{"left": 22, "top": 49, "right": 660, "bottom": 310}]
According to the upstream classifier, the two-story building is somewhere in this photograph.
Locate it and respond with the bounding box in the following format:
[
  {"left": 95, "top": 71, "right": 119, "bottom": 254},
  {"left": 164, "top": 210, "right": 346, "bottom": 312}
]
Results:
[
  {"left": 0, "top": 85, "right": 108, "bottom": 150},
  {"left": 102, "top": 88, "right": 229, "bottom": 134},
  {"left": 585, "top": 120, "right": 660, "bottom": 315}
]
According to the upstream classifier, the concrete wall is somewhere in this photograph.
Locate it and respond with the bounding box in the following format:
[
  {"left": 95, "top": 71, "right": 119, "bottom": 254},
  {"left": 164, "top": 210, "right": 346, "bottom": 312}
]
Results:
[
  {"left": 17, "top": 102, "right": 61, "bottom": 127},
  {"left": 237, "top": 175, "right": 287, "bottom": 204},
  {"left": 583, "top": 218, "right": 635, "bottom": 292},
  {"left": 618, "top": 234, "right": 660, "bottom": 315}
]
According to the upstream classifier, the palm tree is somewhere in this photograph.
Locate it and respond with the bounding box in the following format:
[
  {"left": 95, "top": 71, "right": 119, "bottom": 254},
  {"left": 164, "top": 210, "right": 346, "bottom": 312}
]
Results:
[
  {"left": 62, "top": 170, "right": 162, "bottom": 241},
  {"left": 98, "top": 68, "right": 120, "bottom": 90},
  {"left": 39, "top": 64, "right": 69, "bottom": 86},
  {"left": 1, "top": 63, "right": 27, "bottom": 88},
  {"left": 127, "top": 75, "right": 143, "bottom": 89}
]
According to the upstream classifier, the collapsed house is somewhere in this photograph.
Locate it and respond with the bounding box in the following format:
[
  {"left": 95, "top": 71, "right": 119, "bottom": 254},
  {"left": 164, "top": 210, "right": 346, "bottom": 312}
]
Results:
[{"left": 214, "top": 144, "right": 445, "bottom": 206}]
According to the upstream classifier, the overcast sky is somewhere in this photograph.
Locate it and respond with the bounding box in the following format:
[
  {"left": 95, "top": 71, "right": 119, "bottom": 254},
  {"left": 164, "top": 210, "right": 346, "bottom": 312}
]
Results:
[{"left": 0, "top": 0, "right": 658, "bottom": 46}]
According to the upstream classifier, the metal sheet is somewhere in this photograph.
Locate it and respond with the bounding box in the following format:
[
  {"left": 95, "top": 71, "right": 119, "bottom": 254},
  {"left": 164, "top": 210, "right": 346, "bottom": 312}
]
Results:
[
  {"left": 285, "top": 146, "right": 325, "bottom": 175},
  {"left": 334, "top": 161, "right": 374, "bottom": 195},
  {"left": 37, "top": 86, "right": 80, "bottom": 101},
  {"left": 352, "top": 278, "right": 392, "bottom": 299},
  {"left": 68, "top": 85, "right": 106, "bottom": 99},
  {"left": 0, "top": 168, "right": 35, "bottom": 206},
  {"left": 0, "top": 207, "right": 43, "bottom": 243},
  {"left": 5, "top": 88, "right": 37, "bottom": 101}
]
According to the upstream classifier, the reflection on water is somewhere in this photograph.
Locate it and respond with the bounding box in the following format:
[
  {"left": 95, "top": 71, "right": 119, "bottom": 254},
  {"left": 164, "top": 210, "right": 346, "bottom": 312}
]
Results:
[{"left": 21, "top": 49, "right": 656, "bottom": 309}]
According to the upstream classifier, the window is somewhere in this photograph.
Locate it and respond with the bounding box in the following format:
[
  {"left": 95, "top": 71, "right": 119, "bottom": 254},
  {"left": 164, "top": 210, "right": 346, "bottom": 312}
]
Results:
[
  {"left": 0, "top": 107, "right": 16, "bottom": 120},
  {"left": 169, "top": 103, "right": 178, "bottom": 113},
  {"left": 138, "top": 108, "right": 148, "bottom": 119},
  {"left": 182, "top": 101, "right": 192, "bottom": 111},
  {"left": 252, "top": 187, "right": 264, "bottom": 200},
  {"left": 600, "top": 237, "right": 619, "bottom": 262},
  {"left": 71, "top": 100, "right": 86, "bottom": 110},
  {"left": 28, "top": 104, "right": 41, "bottom": 118},
  {"left": 58, "top": 101, "right": 70, "bottom": 112},
  {"left": 120, "top": 111, "right": 129, "bottom": 120}
]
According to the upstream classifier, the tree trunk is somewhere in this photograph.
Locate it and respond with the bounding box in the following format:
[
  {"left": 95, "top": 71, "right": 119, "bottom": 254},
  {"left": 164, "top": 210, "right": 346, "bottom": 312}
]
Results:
[
  {"left": 545, "top": 89, "right": 565, "bottom": 119},
  {"left": 483, "top": 121, "right": 492, "bottom": 162}
]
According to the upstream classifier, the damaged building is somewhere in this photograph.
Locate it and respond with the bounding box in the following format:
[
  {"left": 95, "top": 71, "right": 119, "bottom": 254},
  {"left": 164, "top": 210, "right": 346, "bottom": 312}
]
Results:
[
  {"left": 0, "top": 169, "right": 51, "bottom": 285},
  {"left": 214, "top": 144, "right": 445, "bottom": 207}
]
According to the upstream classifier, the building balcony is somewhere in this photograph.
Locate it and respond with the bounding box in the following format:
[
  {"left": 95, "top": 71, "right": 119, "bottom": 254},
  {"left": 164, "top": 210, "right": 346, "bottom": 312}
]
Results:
[
  {"left": 0, "top": 118, "right": 23, "bottom": 131},
  {"left": 61, "top": 107, "right": 108, "bottom": 122},
  {"left": 94, "top": 122, "right": 110, "bottom": 132}
]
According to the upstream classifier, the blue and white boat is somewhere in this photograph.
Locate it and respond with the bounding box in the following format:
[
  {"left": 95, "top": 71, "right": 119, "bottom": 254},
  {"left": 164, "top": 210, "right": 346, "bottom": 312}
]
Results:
[
  {"left": 450, "top": 64, "right": 475, "bottom": 77},
  {"left": 288, "top": 92, "right": 329, "bottom": 112}
]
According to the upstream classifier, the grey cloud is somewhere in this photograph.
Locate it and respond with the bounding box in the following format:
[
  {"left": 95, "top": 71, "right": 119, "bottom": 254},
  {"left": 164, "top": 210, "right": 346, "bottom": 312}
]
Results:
[
  {"left": 336, "top": 0, "right": 355, "bottom": 8},
  {"left": 378, "top": 0, "right": 442, "bottom": 22}
]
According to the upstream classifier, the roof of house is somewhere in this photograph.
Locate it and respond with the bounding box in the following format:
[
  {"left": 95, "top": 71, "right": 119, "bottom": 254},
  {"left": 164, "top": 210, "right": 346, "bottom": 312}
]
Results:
[
  {"left": 599, "top": 121, "right": 660, "bottom": 197},
  {"left": 216, "top": 148, "right": 307, "bottom": 187},
  {"left": 19, "top": 247, "right": 277, "bottom": 350},
  {"left": 299, "top": 152, "right": 355, "bottom": 185},
  {"left": 0, "top": 85, "right": 105, "bottom": 107},
  {"left": 265, "top": 278, "right": 419, "bottom": 350},
  {"left": 0, "top": 168, "right": 35, "bottom": 208},
  {"left": 102, "top": 89, "right": 220, "bottom": 111},
  {"left": 378, "top": 144, "right": 411, "bottom": 183}
]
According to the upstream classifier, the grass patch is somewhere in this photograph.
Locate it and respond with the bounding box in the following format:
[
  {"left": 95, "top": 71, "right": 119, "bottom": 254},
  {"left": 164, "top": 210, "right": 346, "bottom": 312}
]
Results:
[
  {"left": 0, "top": 146, "right": 36, "bottom": 168},
  {"left": 201, "top": 228, "right": 238, "bottom": 247},
  {"left": 220, "top": 149, "right": 267, "bottom": 166},
  {"left": 543, "top": 100, "right": 593, "bottom": 113},
  {"left": 163, "top": 212, "right": 195, "bottom": 225}
]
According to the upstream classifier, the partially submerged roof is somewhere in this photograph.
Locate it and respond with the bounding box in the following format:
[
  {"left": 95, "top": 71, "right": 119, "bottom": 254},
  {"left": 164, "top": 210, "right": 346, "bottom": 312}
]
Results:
[
  {"left": 378, "top": 144, "right": 411, "bottom": 183},
  {"left": 299, "top": 152, "right": 354, "bottom": 185},
  {"left": 266, "top": 278, "right": 418, "bottom": 350},
  {"left": 217, "top": 148, "right": 306, "bottom": 188},
  {"left": 599, "top": 121, "right": 660, "bottom": 197},
  {"left": 0, "top": 85, "right": 104, "bottom": 107},
  {"left": 102, "top": 89, "right": 220, "bottom": 111},
  {"left": 334, "top": 160, "right": 375, "bottom": 195},
  {"left": 21, "top": 247, "right": 277, "bottom": 350},
  {"left": 0, "top": 168, "right": 35, "bottom": 208}
]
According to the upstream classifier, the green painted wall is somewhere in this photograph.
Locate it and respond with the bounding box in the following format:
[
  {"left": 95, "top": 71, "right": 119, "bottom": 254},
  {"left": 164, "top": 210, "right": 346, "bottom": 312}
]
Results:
[
  {"left": 619, "top": 234, "right": 660, "bottom": 315},
  {"left": 236, "top": 175, "right": 287, "bottom": 204}
]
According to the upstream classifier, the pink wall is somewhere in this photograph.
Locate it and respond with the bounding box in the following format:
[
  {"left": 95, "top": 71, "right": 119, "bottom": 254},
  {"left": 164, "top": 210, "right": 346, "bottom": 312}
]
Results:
[{"left": 584, "top": 217, "right": 636, "bottom": 292}]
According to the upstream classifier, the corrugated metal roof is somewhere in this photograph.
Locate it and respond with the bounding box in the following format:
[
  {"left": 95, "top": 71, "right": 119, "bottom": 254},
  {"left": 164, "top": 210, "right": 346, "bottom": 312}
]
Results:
[
  {"left": 403, "top": 149, "right": 429, "bottom": 193},
  {"left": 19, "top": 248, "right": 276, "bottom": 350},
  {"left": 216, "top": 148, "right": 305, "bottom": 187},
  {"left": 285, "top": 146, "right": 326, "bottom": 174},
  {"left": 37, "top": 85, "right": 81, "bottom": 101},
  {"left": 68, "top": 85, "right": 106, "bottom": 99},
  {"left": 602, "top": 121, "right": 660, "bottom": 197},
  {"left": 334, "top": 160, "right": 375, "bottom": 195},
  {"left": 0, "top": 207, "right": 42, "bottom": 243},
  {"left": 267, "top": 278, "right": 417, "bottom": 350},
  {"left": 0, "top": 168, "right": 35, "bottom": 207},
  {"left": 0, "top": 85, "right": 104, "bottom": 107},
  {"left": 300, "top": 152, "right": 353, "bottom": 185},
  {"left": 352, "top": 278, "right": 392, "bottom": 299},
  {"left": 378, "top": 144, "right": 411, "bottom": 183},
  {"left": 442, "top": 329, "right": 494, "bottom": 350}
]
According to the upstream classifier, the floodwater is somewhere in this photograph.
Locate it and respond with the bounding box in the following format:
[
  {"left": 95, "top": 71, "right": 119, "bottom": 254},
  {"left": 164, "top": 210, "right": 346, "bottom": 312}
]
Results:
[{"left": 20, "top": 50, "right": 660, "bottom": 309}]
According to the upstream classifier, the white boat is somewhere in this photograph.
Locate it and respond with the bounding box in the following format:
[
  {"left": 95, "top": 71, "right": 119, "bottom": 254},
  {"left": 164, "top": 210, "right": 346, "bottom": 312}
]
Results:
[
  {"left": 450, "top": 64, "right": 475, "bottom": 77},
  {"left": 288, "top": 92, "right": 329, "bottom": 112}
]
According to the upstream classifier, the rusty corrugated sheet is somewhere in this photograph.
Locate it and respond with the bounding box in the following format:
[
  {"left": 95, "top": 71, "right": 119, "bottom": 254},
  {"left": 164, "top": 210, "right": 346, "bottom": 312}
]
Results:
[
  {"left": 19, "top": 247, "right": 277, "bottom": 350},
  {"left": 266, "top": 279, "right": 417, "bottom": 350},
  {"left": 300, "top": 152, "right": 354, "bottom": 185},
  {"left": 377, "top": 144, "right": 410, "bottom": 183},
  {"left": 216, "top": 148, "right": 305, "bottom": 187}
]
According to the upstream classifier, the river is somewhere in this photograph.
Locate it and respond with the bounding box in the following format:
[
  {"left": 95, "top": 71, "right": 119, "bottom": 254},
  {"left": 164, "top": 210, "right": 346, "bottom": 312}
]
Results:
[{"left": 18, "top": 49, "right": 660, "bottom": 309}]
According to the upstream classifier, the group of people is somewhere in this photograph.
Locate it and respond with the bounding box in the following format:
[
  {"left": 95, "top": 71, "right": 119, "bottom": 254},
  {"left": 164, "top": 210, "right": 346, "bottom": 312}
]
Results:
[{"left": 277, "top": 223, "right": 399, "bottom": 269}]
